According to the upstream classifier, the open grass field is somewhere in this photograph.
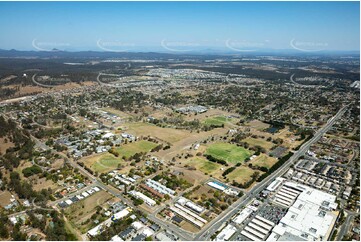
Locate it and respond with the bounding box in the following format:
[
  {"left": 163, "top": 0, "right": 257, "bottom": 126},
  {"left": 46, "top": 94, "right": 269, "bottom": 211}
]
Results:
[
  {"left": 203, "top": 116, "right": 228, "bottom": 126},
  {"left": 246, "top": 120, "right": 270, "bottom": 130},
  {"left": 205, "top": 142, "right": 253, "bottom": 165},
  {"left": 101, "top": 107, "right": 133, "bottom": 119},
  {"left": 242, "top": 137, "right": 274, "bottom": 150},
  {"left": 84, "top": 153, "right": 123, "bottom": 173},
  {"left": 65, "top": 190, "right": 112, "bottom": 233},
  {"left": 250, "top": 154, "right": 278, "bottom": 169},
  {"left": 183, "top": 157, "right": 222, "bottom": 175},
  {"left": 226, "top": 166, "right": 256, "bottom": 184},
  {"left": 115, "top": 140, "right": 158, "bottom": 158},
  {"left": 123, "top": 122, "right": 191, "bottom": 144}
]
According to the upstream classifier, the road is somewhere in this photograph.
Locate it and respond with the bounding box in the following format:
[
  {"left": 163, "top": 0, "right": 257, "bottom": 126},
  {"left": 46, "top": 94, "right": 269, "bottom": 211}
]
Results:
[
  {"left": 7, "top": 104, "right": 348, "bottom": 241},
  {"left": 195, "top": 105, "right": 348, "bottom": 240},
  {"left": 336, "top": 210, "right": 357, "bottom": 240}
]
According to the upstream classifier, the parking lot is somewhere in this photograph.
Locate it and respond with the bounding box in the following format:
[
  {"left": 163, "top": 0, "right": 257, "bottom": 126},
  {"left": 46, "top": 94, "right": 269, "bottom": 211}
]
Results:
[{"left": 257, "top": 205, "right": 287, "bottom": 224}]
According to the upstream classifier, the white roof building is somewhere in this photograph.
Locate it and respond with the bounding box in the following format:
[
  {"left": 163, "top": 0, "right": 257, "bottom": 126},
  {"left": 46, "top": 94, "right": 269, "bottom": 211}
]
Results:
[
  {"left": 111, "top": 235, "right": 124, "bottom": 241},
  {"left": 233, "top": 207, "right": 253, "bottom": 225},
  {"left": 214, "top": 224, "right": 237, "bottom": 241},
  {"left": 269, "top": 181, "right": 338, "bottom": 241},
  {"left": 129, "top": 190, "right": 156, "bottom": 206},
  {"left": 266, "top": 177, "right": 285, "bottom": 192},
  {"left": 112, "top": 207, "right": 132, "bottom": 221}
]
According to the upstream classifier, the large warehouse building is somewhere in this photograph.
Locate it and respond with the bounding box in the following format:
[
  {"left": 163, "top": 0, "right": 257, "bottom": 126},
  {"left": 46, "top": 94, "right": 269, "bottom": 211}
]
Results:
[{"left": 267, "top": 182, "right": 339, "bottom": 241}]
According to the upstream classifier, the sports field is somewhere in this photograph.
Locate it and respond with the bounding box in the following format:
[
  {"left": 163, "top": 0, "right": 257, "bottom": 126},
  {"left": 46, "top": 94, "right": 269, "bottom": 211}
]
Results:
[
  {"left": 242, "top": 137, "right": 274, "bottom": 150},
  {"left": 115, "top": 140, "right": 158, "bottom": 158},
  {"left": 84, "top": 153, "right": 123, "bottom": 173},
  {"left": 183, "top": 157, "right": 222, "bottom": 175},
  {"left": 226, "top": 166, "right": 256, "bottom": 184},
  {"left": 205, "top": 142, "right": 253, "bottom": 165}
]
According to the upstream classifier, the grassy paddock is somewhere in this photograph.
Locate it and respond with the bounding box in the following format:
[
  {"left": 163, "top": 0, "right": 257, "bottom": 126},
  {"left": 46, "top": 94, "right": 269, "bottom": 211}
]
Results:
[
  {"left": 184, "top": 157, "right": 222, "bottom": 175},
  {"left": 226, "top": 166, "right": 256, "bottom": 184},
  {"left": 250, "top": 154, "right": 278, "bottom": 169},
  {"left": 242, "top": 137, "right": 274, "bottom": 150}
]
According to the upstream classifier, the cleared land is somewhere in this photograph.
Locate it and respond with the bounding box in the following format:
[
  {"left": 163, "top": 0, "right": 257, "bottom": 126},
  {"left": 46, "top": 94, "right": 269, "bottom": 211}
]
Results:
[
  {"left": 0, "top": 190, "right": 13, "bottom": 207},
  {"left": 183, "top": 157, "right": 222, "bottom": 175},
  {"left": 123, "top": 122, "right": 191, "bottom": 144},
  {"left": 250, "top": 154, "right": 278, "bottom": 169},
  {"left": 65, "top": 190, "right": 112, "bottom": 233},
  {"left": 226, "top": 166, "right": 256, "bottom": 184},
  {"left": 246, "top": 120, "right": 270, "bottom": 130},
  {"left": 115, "top": 140, "right": 158, "bottom": 158},
  {"left": 205, "top": 142, "right": 252, "bottom": 165},
  {"left": 242, "top": 137, "right": 274, "bottom": 150}
]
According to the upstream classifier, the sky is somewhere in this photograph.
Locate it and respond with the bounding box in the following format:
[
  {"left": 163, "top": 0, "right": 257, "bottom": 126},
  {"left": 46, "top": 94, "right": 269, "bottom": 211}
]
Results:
[{"left": 0, "top": 1, "right": 359, "bottom": 52}]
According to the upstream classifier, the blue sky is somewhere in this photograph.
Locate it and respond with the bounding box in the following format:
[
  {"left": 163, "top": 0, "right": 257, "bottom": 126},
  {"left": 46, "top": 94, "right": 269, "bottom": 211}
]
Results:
[{"left": 0, "top": 1, "right": 359, "bottom": 52}]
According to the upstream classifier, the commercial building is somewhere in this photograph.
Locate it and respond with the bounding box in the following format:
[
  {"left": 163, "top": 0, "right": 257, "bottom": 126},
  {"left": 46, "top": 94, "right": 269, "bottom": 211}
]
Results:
[
  {"left": 240, "top": 215, "right": 275, "bottom": 241},
  {"left": 267, "top": 182, "right": 338, "bottom": 241},
  {"left": 266, "top": 177, "right": 285, "bottom": 192},
  {"left": 214, "top": 224, "right": 237, "bottom": 241},
  {"left": 233, "top": 207, "right": 253, "bottom": 225}
]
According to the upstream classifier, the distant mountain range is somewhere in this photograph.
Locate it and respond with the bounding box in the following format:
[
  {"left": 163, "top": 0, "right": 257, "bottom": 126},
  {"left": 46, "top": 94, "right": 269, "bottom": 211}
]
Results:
[{"left": 0, "top": 48, "right": 359, "bottom": 59}]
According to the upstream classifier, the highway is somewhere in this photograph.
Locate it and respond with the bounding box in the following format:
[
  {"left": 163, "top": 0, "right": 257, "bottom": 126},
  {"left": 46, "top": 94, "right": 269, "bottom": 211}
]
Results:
[{"left": 195, "top": 105, "right": 348, "bottom": 240}]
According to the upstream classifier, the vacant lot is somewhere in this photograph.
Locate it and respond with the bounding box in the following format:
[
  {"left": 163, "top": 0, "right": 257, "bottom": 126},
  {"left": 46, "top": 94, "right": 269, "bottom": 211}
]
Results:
[
  {"left": 250, "top": 154, "right": 278, "bottom": 169},
  {"left": 183, "top": 157, "right": 222, "bottom": 175},
  {"left": 0, "top": 190, "right": 13, "bottom": 207},
  {"left": 102, "top": 107, "right": 132, "bottom": 119},
  {"left": 115, "top": 140, "right": 158, "bottom": 158},
  {"left": 123, "top": 122, "right": 190, "bottom": 144},
  {"left": 226, "top": 166, "right": 256, "bottom": 184},
  {"left": 65, "top": 190, "right": 112, "bottom": 233},
  {"left": 0, "top": 137, "right": 14, "bottom": 154},
  {"left": 205, "top": 142, "right": 253, "bottom": 165},
  {"left": 84, "top": 153, "right": 123, "bottom": 173},
  {"left": 242, "top": 137, "right": 274, "bottom": 150},
  {"left": 32, "top": 177, "right": 59, "bottom": 192},
  {"left": 246, "top": 120, "right": 270, "bottom": 130}
]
